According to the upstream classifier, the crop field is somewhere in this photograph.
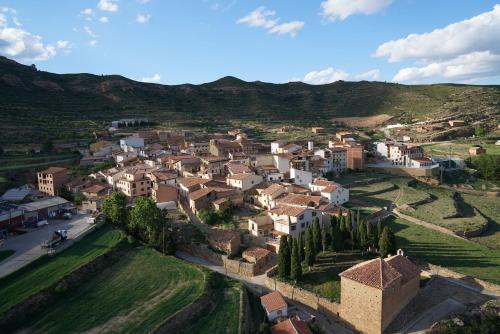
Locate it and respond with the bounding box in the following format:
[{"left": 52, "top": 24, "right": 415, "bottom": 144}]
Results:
[
  {"left": 384, "top": 216, "right": 500, "bottom": 285},
  {"left": 0, "top": 225, "right": 124, "bottom": 315},
  {"left": 182, "top": 275, "right": 241, "bottom": 334},
  {"left": 15, "top": 248, "right": 207, "bottom": 334},
  {"left": 335, "top": 172, "right": 390, "bottom": 186},
  {"left": 461, "top": 194, "right": 500, "bottom": 250},
  {"left": 0, "top": 153, "right": 79, "bottom": 172}
]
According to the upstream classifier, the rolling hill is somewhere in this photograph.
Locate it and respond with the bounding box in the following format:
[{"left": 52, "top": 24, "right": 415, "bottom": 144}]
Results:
[{"left": 0, "top": 56, "right": 499, "bottom": 145}]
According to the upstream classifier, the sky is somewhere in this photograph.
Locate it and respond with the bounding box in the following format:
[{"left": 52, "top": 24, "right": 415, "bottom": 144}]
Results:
[{"left": 0, "top": 0, "right": 499, "bottom": 85}]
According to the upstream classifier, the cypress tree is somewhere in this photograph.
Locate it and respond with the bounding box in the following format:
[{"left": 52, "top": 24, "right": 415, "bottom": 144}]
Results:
[
  {"left": 312, "top": 218, "right": 321, "bottom": 254},
  {"left": 376, "top": 219, "right": 383, "bottom": 246},
  {"left": 379, "top": 226, "right": 397, "bottom": 258},
  {"left": 287, "top": 235, "right": 293, "bottom": 255},
  {"left": 278, "top": 236, "right": 288, "bottom": 278},
  {"left": 297, "top": 232, "right": 305, "bottom": 263},
  {"left": 339, "top": 214, "right": 346, "bottom": 234},
  {"left": 333, "top": 220, "right": 344, "bottom": 252},
  {"left": 358, "top": 220, "right": 367, "bottom": 251},
  {"left": 328, "top": 221, "right": 335, "bottom": 250},
  {"left": 356, "top": 209, "right": 361, "bottom": 230},
  {"left": 321, "top": 222, "right": 331, "bottom": 252},
  {"left": 291, "top": 238, "right": 302, "bottom": 282},
  {"left": 345, "top": 210, "right": 352, "bottom": 234},
  {"left": 366, "top": 220, "right": 374, "bottom": 248},
  {"left": 305, "top": 226, "right": 315, "bottom": 268},
  {"left": 337, "top": 207, "right": 342, "bottom": 224}
]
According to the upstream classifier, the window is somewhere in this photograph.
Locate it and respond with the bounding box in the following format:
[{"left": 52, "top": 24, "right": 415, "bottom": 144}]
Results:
[
  {"left": 299, "top": 214, "right": 304, "bottom": 220},
  {"left": 301, "top": 223, "right": 305, "bottom": 228},
  {"left": 312, "top": 212, "right": 317, "bottom": 217}
]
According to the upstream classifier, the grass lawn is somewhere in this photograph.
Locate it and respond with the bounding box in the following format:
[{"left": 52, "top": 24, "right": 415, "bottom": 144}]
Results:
[
  {"left": 0, "top": 224, "right": 124, "bottom": 315},
  {"left": 0, "top": 250, "right": 15, "bottom": 262},
  {"left": 301, "top": 251, "right": 376, "bottom": 302},
  {"left": 16, "top": 247, "right": 207, "bottom": 334},
  {"left": 384, "top": 216, "right": 500, "bottom": 285},
  {"left": 422, "top": 140, "right": 500, "bottom": 159},
  {"left": 182, "top": 274, "right": 241, "bottom": 334}
]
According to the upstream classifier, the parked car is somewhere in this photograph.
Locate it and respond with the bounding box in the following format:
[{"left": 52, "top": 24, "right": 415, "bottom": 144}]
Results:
[
  {"left": 37, "top": 220, "right": 49, "bottom": 227},
  {"left": 63, "top": 212, "right": 73, "bottom": 220}
]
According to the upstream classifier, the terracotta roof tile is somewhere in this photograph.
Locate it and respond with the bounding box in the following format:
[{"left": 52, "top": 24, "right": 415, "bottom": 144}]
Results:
[
  {"left": 271, "top": 319, "right": 312, "bottom": 334},
  {"left": 260, "top": 291, "right": 287, "bottom": 313},
  {"left": 243, "top": 247, "right": 270, "bottom": 260},
  {"left": 262, "top": 183, "right": 285, "bottom": 196},
  {"left": 275, "top": 193, "right": 321, "bottom": 207},
  {"left": 269, "top": 205, "right": 306, "bottom": 218}
]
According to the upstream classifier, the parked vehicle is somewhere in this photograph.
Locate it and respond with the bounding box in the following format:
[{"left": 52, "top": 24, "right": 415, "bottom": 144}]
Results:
[
  {"left": 42, "top": 230, "right": 68, "bottom": 249},
  {"left": 37, "top": 220, "right": 49, "bottom": 227},
  {"left": 63, "top": 212, "right": 73, "bottom": 220}
]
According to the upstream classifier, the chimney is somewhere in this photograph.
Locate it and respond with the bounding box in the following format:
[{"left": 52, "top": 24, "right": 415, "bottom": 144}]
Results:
[{"left": 308, "top": 141, "right": 314, "bottom": 151}]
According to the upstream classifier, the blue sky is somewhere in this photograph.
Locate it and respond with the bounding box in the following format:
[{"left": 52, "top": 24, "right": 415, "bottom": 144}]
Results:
[{"left": 1, "top": 0, "right": 499, "bottom": 85}]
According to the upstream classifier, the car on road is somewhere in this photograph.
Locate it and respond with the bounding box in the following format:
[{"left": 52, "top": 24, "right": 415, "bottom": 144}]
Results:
[
  {"left": 36, "top": 220, "right": 49, "bottom": 227},
  {"left": 63, "top": 212, "right": 73, "bottom": 220}
]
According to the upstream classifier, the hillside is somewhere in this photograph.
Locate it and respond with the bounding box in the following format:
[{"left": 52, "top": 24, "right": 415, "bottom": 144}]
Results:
[{"left": 1, "top": 56, "right": 499, "bottom": 145}]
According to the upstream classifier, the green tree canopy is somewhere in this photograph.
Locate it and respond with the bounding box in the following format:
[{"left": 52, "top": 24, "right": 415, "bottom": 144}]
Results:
[
  {"left": 379, "top": 226, "right": 397, "bottom": 258},
  {"left": 291, "top": 238, "right": 302, "bottom": 282},
  {"left": 305, "top": 225, "right": 315, "bottom": 268},
  {"left": 102, "top": 192, "right": 128, "bottom": 228},
  {"left": 312, "top": 218, "right": 321, "bottom": 254},
  {"left": 130, "top": 197, "right": 166, "bottom": 245}
]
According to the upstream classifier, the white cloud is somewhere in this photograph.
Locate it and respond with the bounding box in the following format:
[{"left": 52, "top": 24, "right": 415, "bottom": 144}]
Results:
[
  {"left": 12, "top": 16, "right": 21, "bottom": 27},
  {"left": 0, "top": 13, "right": 6, "bottom": 27},
  {"left": 83, "top": 26, "right": 99, "bottom": 38},
  {"left": 301, "top": 67, "right": 349, "bottom": 84},
  {"left": 81, "top": 8, "right": 94, "bottom": 16},
  {"left": 321, "top": 0, "right": 393, "bottom": 21},
  {"left": 89, "top": 40, "right": 98, "bottom": 46},
  {"left": 56, "top": 40, "right": 68, "bottom": 49},
  {"left": 0, "top": 27, "right": 57, "bottom": 61},
  {"left": 237, "top": 7, "right": 277, "bottom": 29},
  {"left": 99, "top": 16, "right": 109, "bottom": 23},
  {"left": 237, "top": 7, "right": 304, "bottom": 37},
  {"left": 98, "top": 0, "right": 118, "bottom": 12},
  {"left": 136, "top": 14, "right": 151, "bottom": 24},
  {"left": 393, "top": 51, "right": 500, "bottom": 82},
  {"left": 141, "top": 73, "right": 161, "bottom": 83},
  {"left": 375, "top": 5, "right": 500, "bottom": 63},
  {"left": 269, "top": 21, "right": 304, "bottom": 38},
  {"left": 355, "top": 69, "right": 380, "bottom": 80}
]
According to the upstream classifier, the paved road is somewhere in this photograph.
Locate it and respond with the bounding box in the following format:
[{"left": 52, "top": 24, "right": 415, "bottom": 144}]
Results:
[
  {"left": 176, "top": 251, "right": 354, "bottom": 334},
  {"left": 0, "top": 213, "right": 93, "bottom": 278}
]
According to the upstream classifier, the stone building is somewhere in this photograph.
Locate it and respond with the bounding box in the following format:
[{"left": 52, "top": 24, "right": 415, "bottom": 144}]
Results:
[
  {"left": 339, "top": 253, "right": 420, "bottom": 334},
  {"left": 37, "top": 167, "right": 69, "bottom": 196}
]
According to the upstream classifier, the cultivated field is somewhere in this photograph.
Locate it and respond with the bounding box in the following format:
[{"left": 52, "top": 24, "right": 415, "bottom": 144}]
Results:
[
  {"left": 422, "top": 140, "right": 500, "bottom": 159},
  {"left": 332, "top": 114, "right": 393, "bottom": 128},
  {"left": 0, "top": 225, "right": 124, "bottom": 315},
  {"left": 15, "top": 247, "right": 207, "bottom": 334}
]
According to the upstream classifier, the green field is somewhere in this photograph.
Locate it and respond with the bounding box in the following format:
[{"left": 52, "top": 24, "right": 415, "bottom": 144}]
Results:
[
  {"left": 461, "top": 194, "right": 500, "bottom": 249},
  {"left": 0, "top": 225, "right": 124, "bottom": 315},
  {"left": 423, "top": 140, "right": 500, "bottom": 159},
  {"left": 16, "top": 248, "right": 207, "bottom": 334},
  {"left": 385, "top": 216, "right": 500, "bottom": 285},
  {"left": 182, "top": 275, "right": 241, "bottom": 334}
]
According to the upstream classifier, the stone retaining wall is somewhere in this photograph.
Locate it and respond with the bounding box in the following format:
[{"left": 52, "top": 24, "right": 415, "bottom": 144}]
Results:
[
  {"left": 264, "top": 267, "right": 341, "bottom": 318},
  {"left": 422, "top": 263, "right": 500, "bottom": 296}
]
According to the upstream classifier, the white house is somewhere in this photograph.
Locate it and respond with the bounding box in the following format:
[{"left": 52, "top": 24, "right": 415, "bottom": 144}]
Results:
[
  {"left": 260, "top": 291, "right": 288, "bottom": 322},
  {"left": 226, "top": 173, "right": 263, "bottom": 191},
  {"left": 309, "top": 179, "right": 349, "bottom": 205},
  {"left": 273, "top": 155, "right": 292, "bottom": 174},
  {"left": 270, "top": 140, "right": 288, "bottom": 154},
  {"left": 268, "top": 205, "right": 313, "bottom": 238},
  {"left": 290, "top": 168, "right": 312, "bottom": 186},
  {"left": 120, "top": 136, "right": 145, "bottom": 153}
]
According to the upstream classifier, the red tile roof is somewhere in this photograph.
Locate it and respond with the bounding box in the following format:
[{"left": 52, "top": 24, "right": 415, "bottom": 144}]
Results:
[
  {"left": 178, "top": 177, "right": 210, "bottom": 188},
  {"left": 269, "top": 205, "right": 306, "bottom": 218},
  {"left": 188, "top": 188, "right": 214, "bottom": 201},
  {"left": 243, "top": 247, "right": 270, "bottom": 260},
  {"left": 275, "top": 193, "right": 321, "bottom": 207},
  {"left": 260, "top": 291, "right": 287, "bottom": 313},
  {"left": 271, "top": 319, "right": 312, "bottom": 334},
  {"left": 339, "top": 255, "right": 420, "bottom": 290},
  {"left": 262, "top": 183, "right": 285, "bottom": 196}
]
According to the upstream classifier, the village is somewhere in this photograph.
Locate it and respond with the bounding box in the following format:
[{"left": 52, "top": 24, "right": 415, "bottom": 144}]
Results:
[{"left": 3, "top": 118, "right": 498, "bottom": 334}]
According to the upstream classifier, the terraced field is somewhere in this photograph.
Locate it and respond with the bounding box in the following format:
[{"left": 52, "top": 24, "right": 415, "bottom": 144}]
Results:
[
  {"left": 16, "top": 248, "right": 207, "bottom": 334},
  {"left": 0, "top": 225, "right": 125, "bottom": 315},
  {"left": 385, "top": 216, "right": 500, "bottom": 285},
  {"left": 182, "top": 275, "right": 241, "bottom": 334}
]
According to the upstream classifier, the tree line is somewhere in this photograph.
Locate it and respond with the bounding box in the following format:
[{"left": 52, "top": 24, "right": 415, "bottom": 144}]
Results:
[
  {"left": 278, "top": 209, "right": 397, "bottom": 283},
  {"left": 102, "top": 192, "right": 175, "bottom": 254}
]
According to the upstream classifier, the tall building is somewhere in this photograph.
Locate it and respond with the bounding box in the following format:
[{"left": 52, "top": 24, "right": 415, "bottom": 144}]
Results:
[{"left": 37, "top": 167, "right": 69, "bottom": 196}]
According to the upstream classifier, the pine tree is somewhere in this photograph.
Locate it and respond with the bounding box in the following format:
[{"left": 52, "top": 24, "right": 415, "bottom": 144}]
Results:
[
  {"left": 291, "top": 238, "right": 302, "bottom": 282},
  {"left": 297, "top": 232, "right": 305, "bottom": 263},
  {"left": 312, "top": 218, "right": 321, "bottom": 255},
  {"left": 379, "top": 226, "right": 397, "bottom": 258},
  {"left": 321, "top": 222, "right": 331, "bottom": 252},
  {"left": 328, "top": 221, "right": 335, "bottom": 250},
  {"left": 278, "top": 236, "right": 291, "bottom": 278},
  {"left": 305, "top": 225, "right": 315, "bottom": 268},
  {"left": 333, "top": 220, "right": 344, "bottom": 252}
]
